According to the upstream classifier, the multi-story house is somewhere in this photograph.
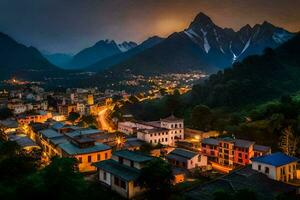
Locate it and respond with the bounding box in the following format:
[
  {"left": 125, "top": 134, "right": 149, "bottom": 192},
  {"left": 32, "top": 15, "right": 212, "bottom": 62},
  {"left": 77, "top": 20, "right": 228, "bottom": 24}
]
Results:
[
  {"left": 201, "top": 137, "right": 271, "bottom": 172},
  {"left": 252, "top": 152, "right": 299, "bottom": 183},
  {"left": 94, "top": 150, "right": 153, "bottom": 199},
  {"left": 137, "top": 127, "right": 174, "bottom": 146},
  {"left": 160, "top": 115, "right": 184, "bottom": 140},
  {"left": 120, "top": 115, "right": 184, "bottom": 146},
  {"left": 17, "top": 111, "right": 53, "bottom": 125}
]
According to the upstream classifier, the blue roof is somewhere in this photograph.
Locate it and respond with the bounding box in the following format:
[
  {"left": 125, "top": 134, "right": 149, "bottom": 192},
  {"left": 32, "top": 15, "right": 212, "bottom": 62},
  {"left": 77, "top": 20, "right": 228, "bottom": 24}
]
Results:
[
  {"left": 252, "top": 152, "right": 299, "bottom": 167},
  {"left": 93, "top": 159, "right": 140, "bottom": 181},
  {"left": 113, "top": 150, "right": 153, "bottom": 163},
  {"left": 59, "top": 142, "right": 111, "bottom": 155}
]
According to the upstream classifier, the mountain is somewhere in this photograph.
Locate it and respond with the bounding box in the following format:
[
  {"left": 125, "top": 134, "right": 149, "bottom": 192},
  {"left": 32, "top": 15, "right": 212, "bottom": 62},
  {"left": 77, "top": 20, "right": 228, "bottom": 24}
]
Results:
[
  {"left": 191, "top": 33, "right": 300, "bottom": 107},
  {"left": 68, "top": 40, "right": 137, "bottom": 69},
  {"left": 103, "top": 12, "right": 294, "bottom": 75},
  {"left": 0, "top": 32, "right": 61, "bottom": 80},
  {"left": 86, "top": 36, "right": 164, "bottom": 71},
  {"left": 43, "top": 53, "right": 73, "bottom": 69}
]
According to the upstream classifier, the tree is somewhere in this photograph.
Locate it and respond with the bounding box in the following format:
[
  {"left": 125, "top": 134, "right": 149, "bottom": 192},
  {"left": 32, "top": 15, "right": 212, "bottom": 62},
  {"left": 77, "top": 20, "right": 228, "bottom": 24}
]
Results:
[
  {"left": 190, "top": 105, "right": 213, "bottom": 131},
  {"left": 279, "top": 126, "right": 299, "bottom": 156},
  {"left": 138, "top": 158, "right": 174, "bottom": 199},
  {"left": 159, "top": 88, "right": 167, "bottom": 96},
  {"left": 129, "top": 95, "right": 139, "bottom": 104},
  {"left": 79, "top": 115, "right": 97, "bottom": 128},
  {"left": 67, "top": 112, "right": 80, "bottom": 124}
]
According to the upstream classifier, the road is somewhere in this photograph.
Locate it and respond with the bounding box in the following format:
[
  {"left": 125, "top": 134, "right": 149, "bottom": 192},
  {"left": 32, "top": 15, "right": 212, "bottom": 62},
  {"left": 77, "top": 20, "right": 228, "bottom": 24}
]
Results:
[{"left": 97, "top": 106, "right": 114, "bottom": 132}]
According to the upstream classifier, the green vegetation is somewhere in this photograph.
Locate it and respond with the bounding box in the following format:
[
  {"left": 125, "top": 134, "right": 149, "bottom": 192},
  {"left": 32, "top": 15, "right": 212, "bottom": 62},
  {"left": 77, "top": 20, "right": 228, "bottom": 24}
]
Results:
[
  {"left": 0, "top": 141, "right": 122, "bottom": 200},
  {"left": 67, "top": 111, "right": 80, "bottom": 123},
  {"left": 120, "top": 34, "right": 300, "bottom": 154},
  {"left": 138, "top": 158, "right": 174, "bottom": 199}
]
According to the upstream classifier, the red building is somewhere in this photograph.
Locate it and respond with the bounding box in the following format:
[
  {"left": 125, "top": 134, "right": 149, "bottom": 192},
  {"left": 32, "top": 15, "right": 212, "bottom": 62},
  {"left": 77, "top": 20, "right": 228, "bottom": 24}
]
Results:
[{"left": 201, "top": 137, "right": 271, "bottom": 169}]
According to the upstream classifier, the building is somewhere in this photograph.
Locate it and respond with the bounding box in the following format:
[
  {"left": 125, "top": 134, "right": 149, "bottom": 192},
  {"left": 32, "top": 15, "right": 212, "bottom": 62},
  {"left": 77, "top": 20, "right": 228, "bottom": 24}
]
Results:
[
  {"left": 137, "top": 127, "right": 174, "bottom": 146},
  {"left": 120, "top": 115, "right": 184, "bottom": 146},
  {"left": 0, "top": 119, "right": 18, "bottom": 139},
  {"left": 59, "top": 138, "right": 111, "bottom": 172},
  {"left": 118, "top": 121, "right": 153, "bottom": 135},
  {"left": 87, "top": 94, "right": 94, "bottom": 105},
  {"left": 93, "top": 150, "right": 153, "bottom": 199},
  {"left": 160, "top": 115, "right": 184, "bottom": 140},
  {"left": 185, "top": 165, "right": 299, "bottom": 200},
  {"left": 201, "top": 137, "right": 271, "bottom": 172},
  {"left": 28, "top": 122, "right": 112, "bottom": 172},
  {"left": 17, "top": 111, "right": 52, "bottom": 125},
  {"left": 252, "top": 152, "right": 299, "bottom": 183},
  {"left": 166, "top": 148, "right": 207, "bottom": 170}
]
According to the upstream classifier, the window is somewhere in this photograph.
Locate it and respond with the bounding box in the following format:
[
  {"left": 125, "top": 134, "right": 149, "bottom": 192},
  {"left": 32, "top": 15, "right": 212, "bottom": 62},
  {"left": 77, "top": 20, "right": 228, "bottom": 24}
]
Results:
[
  {"left": 88, "top": 155, "right": 92, "bottom": 163},
  {"left": 97, "top": 154, "right": 101, "bottom": 161},
  {"left": 133, "top": 181, "right": 138, "bottom": 187},
  {"left": 265, "top": 167, "right": 269, "bottom": 174},
  {"left": 114, "top": 177, "right": 119, "bottom": 185},
  {"left": 150, "top": 140, "right": 152, "bottom": 144},
  {"left": 258, "top": 165, "right": 261, "bottom": 170},
  {"left": 78, "top": 157, "right": 82, "bottom": 163},
  {"left": 103, "top": 172, "right": 107, "bottom": 180},
  {"left": 130, "top": 160, "right": 134, "bottom": 167},
  {"left": 120, "top": 180, "right": 126, "bottom": 189},
  {"left": 245, "top": 154, "right": 248, "bottom": 159},
  {"left": 150, "top": 134, "right": 152, "bottom": 137},
  {"left": 105, "top": 153, "right": 108, "bottom": 159},
  {"left": 119, "top": 157, "right": 124, "bottom": 164}
]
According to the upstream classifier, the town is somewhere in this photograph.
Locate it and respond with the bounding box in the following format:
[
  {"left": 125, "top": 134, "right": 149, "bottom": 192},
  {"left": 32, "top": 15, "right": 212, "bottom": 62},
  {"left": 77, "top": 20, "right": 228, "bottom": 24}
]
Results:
[{"left": 1, "top": 83, "right": 300, "bottom": 199}]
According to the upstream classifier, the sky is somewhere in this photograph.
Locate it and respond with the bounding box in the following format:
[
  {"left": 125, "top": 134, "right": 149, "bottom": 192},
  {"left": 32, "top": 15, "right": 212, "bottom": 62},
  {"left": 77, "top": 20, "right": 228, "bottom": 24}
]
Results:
[{"left": 0, "top": 0, "right": 299, "bottom": 54}]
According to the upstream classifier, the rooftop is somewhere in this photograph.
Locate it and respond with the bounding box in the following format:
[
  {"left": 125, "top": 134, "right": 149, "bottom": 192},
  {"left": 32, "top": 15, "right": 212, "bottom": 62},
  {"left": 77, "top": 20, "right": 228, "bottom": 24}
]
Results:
[
  {"left": 0, "top": 119, "right": 18, "bottom": 128},
  {"left": 59, "top": 142, "right": 111, "bottom": 155},
  {"left": 113, "top": 150, "right": 153, "bottom": 163},
  {"left": 201, "top": 138, "right": 218, "bottom": 146},
  {"left": 161, "top": 115, "right": 183, "bottom": 122},
  {"left": 93, "top": 159, "right": 140, "bottom": 181},
  {"left": 253, "top": 144, "right": 271, "bottom": 152},
  {"left": 234, "top": 139, "right": 255, "bottom": 148},
  {"left": 40, "top": 129, "right": 62, "bottom": 139},
  {"left": 252, "top": 152, "right": 299, "bottom": 167},
  {"left": 185, "top": 166, "right": 298, "bottom": 200},
  {"left": 169, "top": 148, "right": 198, "bottom": 159}
]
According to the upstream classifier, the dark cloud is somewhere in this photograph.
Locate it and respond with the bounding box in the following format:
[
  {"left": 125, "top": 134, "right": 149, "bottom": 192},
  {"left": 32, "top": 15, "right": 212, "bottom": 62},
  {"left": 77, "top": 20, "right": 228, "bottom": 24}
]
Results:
[{"left": 0, "top": 0, "right": 299, "bottom": 53}]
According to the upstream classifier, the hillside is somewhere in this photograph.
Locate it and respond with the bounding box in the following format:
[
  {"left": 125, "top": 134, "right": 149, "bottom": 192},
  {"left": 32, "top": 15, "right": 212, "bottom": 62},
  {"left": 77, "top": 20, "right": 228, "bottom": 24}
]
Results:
[
  {"left": 86, "top": 36, "right": 164, "bottom": 72},
  {"left": 0, "top": 32, "right": 62, "bottom": 80},
  {"left": 68, "top": 40, "right": 137, "bottom": 69},
  {"left": 191, "top": 33, "right": 300, "bottom": 107}
]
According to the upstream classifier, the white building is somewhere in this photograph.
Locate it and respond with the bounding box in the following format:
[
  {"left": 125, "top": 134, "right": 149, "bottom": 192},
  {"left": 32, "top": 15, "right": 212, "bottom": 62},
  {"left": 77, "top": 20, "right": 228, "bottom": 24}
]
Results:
[
  {"left": 166, "top": 148, "right": 207, "bottom": 170},
  {"left": 137, "top": 127, "right": 174, "bottom": 146},
  {"left": 160, "top": 115, "right": 184, "bottom": 140},
  {"left": 117, "top": 121, "right": 153, "bottom": 135},
  {"left": 252, "top": 152, "right": 299, "bottom": 183},
  {"left": 94, "top": 150, "right": 153, "bottom": 199}
]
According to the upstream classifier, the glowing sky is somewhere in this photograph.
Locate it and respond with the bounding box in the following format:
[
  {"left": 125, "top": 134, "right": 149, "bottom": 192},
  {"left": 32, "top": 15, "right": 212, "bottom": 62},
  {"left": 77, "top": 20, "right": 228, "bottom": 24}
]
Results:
[{"left": 0, "top": 0, "right": 299, "bottom": 54}]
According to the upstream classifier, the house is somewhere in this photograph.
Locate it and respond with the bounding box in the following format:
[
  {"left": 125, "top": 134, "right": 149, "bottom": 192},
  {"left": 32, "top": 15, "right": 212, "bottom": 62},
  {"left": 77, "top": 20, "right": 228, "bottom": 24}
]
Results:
[
  {"left": 160, "top": 115, "right": 184, "bottom": 140},
  {"left": 0, "top": 119, "right": 19, "bottom": 139},
  {"left": 8, "top": 133, "right": 40, "bottom": 151},
  {"left": 137, "top": 127, "right": 174, "bottom": 146},
  {"left": 93, "top": 150, "right": 153, "bottom": 199},
  {"left": 166, "top": 148, "right": 207, "bottom": 170},
  {"left": 58, "top": 137, "right": 112, "bottom": 172},
  {"left": 252, "top": 152, "right": 299, "bottom": 183},
  {"left": 201, "top": 137, "right": 271, "bottom": 172},
  {"left": 185, "top": 165, "right": 299, "bottom": 200},
  {"left": 119, "top": 115, "right": 184, "bottom": 145},
  {"left": 17, "top": 111, "right": 52, "bottom": 125}
]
